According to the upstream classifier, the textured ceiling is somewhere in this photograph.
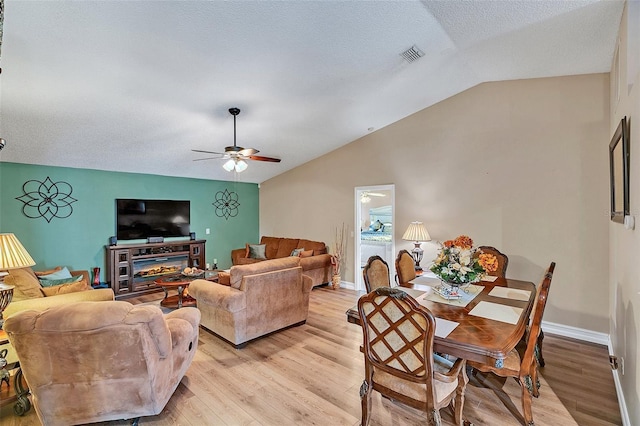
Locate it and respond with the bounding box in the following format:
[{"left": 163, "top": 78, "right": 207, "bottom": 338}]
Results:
[{"left": 0, "top": 0, "right": 624, "bottom": 183}]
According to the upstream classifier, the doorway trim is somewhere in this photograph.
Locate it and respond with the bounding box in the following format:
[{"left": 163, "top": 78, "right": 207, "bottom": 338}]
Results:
[{"left": 354, "top": 184, "right": 395, "bottom": 291}]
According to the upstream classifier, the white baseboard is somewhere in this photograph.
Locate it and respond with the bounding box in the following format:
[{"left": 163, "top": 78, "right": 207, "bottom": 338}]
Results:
[
  {"left": 541, "top": 320, "right": 609, "bottom": 345},
  {"left": 339, "top": 280, "right": 356, "bottom": 290},
  {"left": 608, "top": 338, "right": 632, "bottom": 426}
]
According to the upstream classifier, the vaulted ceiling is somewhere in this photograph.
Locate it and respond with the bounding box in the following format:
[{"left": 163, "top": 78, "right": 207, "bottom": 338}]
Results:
[{"left": 0, "top": 0, "right": 624, "bottom": 183}]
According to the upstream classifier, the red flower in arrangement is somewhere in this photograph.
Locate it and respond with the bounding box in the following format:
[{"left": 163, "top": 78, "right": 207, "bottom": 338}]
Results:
[{"left": 443, "top": 240, "right": 454, "bottom": 248}]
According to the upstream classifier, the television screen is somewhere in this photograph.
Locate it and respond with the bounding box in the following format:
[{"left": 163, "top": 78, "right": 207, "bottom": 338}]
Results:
[{"left": 116, "top": 199, "right": 190, "bottom": 240}]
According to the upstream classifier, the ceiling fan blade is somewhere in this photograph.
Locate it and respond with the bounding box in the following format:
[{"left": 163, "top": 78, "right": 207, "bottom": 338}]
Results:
[
  {"left": 248, "top": 155, "right": 281, "bottom": 163},
  {"left": 192, "top": 157, "right": 222, "bottom": 162},
  {"left": 192, "top": 149, "right": 225, "bottom": 155},
  {"left": 238, "top": 147, "right": 259, "bottom": 156}
]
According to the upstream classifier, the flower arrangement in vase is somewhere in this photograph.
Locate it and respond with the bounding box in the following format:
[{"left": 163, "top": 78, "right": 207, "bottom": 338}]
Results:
[
  {"left": 430, "top": 235, "right": 498, "bottom": 289},
  {"left": 330, "top": 223, "right": 347, "bottom": 290}
]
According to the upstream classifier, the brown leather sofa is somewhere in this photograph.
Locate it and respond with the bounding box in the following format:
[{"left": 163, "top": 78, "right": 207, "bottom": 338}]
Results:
[
  {"left": 231, "top": 236, "right": 332, "bottom": 287},
  {"left": 189, "top": 257, "right": 313, "bottom": 348}
]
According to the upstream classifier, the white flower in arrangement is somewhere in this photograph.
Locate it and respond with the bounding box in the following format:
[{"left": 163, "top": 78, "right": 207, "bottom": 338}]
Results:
[{"left": 459, "top": 250, "right": 471, "bottom": 266}]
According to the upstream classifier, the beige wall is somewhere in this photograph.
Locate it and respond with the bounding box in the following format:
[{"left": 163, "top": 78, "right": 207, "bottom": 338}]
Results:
[
  {"left": 261, "top": 73, "right": 610, "bottom": 335},
  {"left": 611, "top": 2, "right": 639, "bottom": 424}
]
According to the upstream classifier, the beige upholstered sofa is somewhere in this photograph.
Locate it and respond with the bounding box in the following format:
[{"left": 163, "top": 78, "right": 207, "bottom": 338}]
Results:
[
  {"left": 4, "top": 301, "right": 200, "bottom": 426},
  {"left": 189, "top": 256, "right": 313, "bottom": 348},
  {"left": 1, "top": 267, "right": 115, "bottom": 364},
  {"left": 231, "top": 236, "right": 332, "bottom": 287}
]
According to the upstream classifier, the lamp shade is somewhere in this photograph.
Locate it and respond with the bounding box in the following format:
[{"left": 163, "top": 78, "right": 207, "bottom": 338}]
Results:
[
  {"left": 402, "top": 222, "right": 431, "bottom": 242},
  {"left": 0, "top": 233, "right": 36, "bottom": 270}
]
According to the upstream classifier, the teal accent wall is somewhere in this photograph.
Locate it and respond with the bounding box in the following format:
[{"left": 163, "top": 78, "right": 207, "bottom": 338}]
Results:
[{"left": 0, "top": 162, "right": 259, "bottom": 279}]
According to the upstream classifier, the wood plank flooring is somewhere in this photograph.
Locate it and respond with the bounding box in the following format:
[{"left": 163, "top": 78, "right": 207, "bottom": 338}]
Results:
[{"left": 0, "top": 286, "right": 622, "bottom": 425}]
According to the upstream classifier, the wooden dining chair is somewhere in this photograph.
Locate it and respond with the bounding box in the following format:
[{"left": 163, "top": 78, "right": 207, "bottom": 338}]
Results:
[
  {"left": 363, "top": 255, "right": 390, "bottom": 292},
  {"left": 477, "top": 245, "right": 509, "bottom": 277},
  {"left": 358, "top": 286, "right": 468, "bottom": 426},
  {"left": 395, "top": 249, "right": 416, "bottom": 286},
  {"left": 468, "top": 262, "right": 555, "bottom": 426}
]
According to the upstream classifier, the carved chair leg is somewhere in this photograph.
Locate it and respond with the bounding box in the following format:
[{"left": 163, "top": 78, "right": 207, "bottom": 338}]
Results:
[
  {"left": 430, "top": 408, "right": 442, "bottom": 426},
  {"left": 520, "top": 375, "right": 535, "bottom": 426},
  {"left": 530, "top": 364, "right": 541, "bottom": 398},
  {"left": 359, "top": 380, "right": 372, "bottom": 426},
  {"left": 453, "top": 363, "right": 469, "bottom": 425}
]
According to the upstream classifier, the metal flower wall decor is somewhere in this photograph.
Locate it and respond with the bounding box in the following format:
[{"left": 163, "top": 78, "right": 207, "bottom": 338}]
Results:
[
  {"left": 213, "top": 189, "right": 240, "bottom": 220},
  {"left": 16, "top": 177, "right": 77, "bottom": 223}
]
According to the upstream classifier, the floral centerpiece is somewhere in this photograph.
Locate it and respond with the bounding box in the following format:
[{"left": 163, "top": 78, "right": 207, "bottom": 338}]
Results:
[{"left": 430, "top": 235, "right": 498, "bottom": 286}]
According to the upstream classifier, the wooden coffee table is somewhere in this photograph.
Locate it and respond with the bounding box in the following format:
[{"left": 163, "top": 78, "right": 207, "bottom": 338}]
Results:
[{"left": 154, "top": 271, "right": 218, "bottom": 309}]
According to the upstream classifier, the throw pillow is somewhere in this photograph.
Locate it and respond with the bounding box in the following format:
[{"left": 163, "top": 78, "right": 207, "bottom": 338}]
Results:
[
  {"left": 299, "top": 250, "right": 314, "bottom": 258},
  {"left": 4, "top": 268, "right": 44, "bottom": 301},
  {"left": 247, "top": 244, "right": 267, "bottom": 260},
  {"left": 37, "top": 266, "right": 73, "bottom": 281},
  {"left": 40, "top": 278, "right": 90, "bottom": 296},
  {"left": 39, "top": 274, "right": 83, "bottom": 288},
  {"left": 34, "top": 266, "right": 63, "bottom": 277},
  {"left": 290, "top": 248, "right": 305, "bottom": 257}
]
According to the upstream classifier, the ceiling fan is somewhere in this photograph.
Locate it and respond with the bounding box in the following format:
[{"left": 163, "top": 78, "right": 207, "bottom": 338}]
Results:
[
  {"left": 192, "top": 107, "right": 281, "bottom": 172},
  {"left": 361, "top": 191, "right": 386, "bottom": 203}
]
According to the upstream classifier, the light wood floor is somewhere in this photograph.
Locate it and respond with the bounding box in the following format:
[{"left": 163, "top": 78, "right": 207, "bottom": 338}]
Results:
[{"left": 0, "top": 286, "right": 622, "bottom": 425}]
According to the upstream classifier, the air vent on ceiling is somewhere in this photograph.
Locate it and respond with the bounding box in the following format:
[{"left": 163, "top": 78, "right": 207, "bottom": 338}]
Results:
[{"left": 400, "top": 45, "right": 425, "bottom": 63}]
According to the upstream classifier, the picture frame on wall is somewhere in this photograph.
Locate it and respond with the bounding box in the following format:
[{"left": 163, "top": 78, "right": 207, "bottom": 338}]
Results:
[{"left": 609, "top": 116, "right": 630, "bottom": 223}]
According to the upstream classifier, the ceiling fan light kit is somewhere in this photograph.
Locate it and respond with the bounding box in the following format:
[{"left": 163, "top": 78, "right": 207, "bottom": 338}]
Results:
[
  {"left": 223, "top": 158, "right": 248, "bottom": 173},
  {"left": 192, "top": 107, "right": 281, "bottom": 173}
]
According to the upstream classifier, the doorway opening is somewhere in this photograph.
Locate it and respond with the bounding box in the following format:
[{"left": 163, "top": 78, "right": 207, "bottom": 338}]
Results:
[{"left": 354, "top": 185, "right": 395, "bottom": 291}]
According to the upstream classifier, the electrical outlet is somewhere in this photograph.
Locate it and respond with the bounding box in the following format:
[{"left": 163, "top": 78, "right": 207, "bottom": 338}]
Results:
[
  {"left": 609, "top": 355, "right": 618, "bottom": 370},
  {"left": 206, "top": 228, "right": 210, "bottom": 235}
]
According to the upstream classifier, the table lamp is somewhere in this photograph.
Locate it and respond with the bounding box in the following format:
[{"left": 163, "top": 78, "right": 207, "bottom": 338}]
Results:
[
  {"left": 0, "top": 233, "right": 36, "bottom": 328},
  {"left": 401, "top": 222, "right": 431, "bottom": 272}
]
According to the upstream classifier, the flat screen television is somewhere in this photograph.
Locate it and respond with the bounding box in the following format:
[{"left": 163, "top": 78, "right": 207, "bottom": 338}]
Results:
[{"left": 116, "top": 199, "right": 191, "bottom": 240}]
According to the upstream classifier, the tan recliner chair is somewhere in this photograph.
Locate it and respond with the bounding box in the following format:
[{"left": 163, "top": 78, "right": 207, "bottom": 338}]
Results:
[
  {"left": 4, "top": 301, "right": 200, "bottom": 426},
  {"left": 190, "top": 256, "right": 313, "bottom": 348}
]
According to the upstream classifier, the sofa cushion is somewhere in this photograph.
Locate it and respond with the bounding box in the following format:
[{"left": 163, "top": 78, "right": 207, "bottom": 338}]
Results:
[
  {"left": 290, "top": 248, "right": 304, "bottom": 257},
  {"left": 260, "top": 236, "right": 282, "bottom": 259},
  {"left": 33, "top": 266, "right": 63, "bottom": 277},
  {"left": 298, "top": 239, "right": 326, "bottom": 255},
  {"left": 4, "top": 268, "right": 44, "bottom": 301},
  {"left": 275, "top": 238, "right": 300, "bottom": 259},
  {"left": 41, "top": 278, "right": 91, "bottom": 296},
  {"left": 37, "top": 266, "right": 73, "bottom": 281},
  {"left": 299, "top": 250, "right": 314, "bottom": 258},
  {"left": 39, "top": 274, "right": 83, "bottom": 287},
  {"left": 247, "top": 244, "right": 267, "bottom": 260}
]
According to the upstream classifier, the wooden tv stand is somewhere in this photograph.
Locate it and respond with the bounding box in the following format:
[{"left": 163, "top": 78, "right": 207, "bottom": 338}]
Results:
[{"left": 106, "top": 240, "right": 206, "bottom": 299}]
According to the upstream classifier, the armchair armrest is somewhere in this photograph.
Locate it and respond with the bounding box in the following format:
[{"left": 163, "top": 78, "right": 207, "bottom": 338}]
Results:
[
  {"left": 189, "top": 280, "right": 246, "bottom": 313},
  {"left": 231, "top": 248, "right": 247, "bottom": 265},
  {"left": 300, "top": 253, "right": 332, "bottom": 270},
  {"left": 433, "top": 356, "right": 466, "bottom": 384}
]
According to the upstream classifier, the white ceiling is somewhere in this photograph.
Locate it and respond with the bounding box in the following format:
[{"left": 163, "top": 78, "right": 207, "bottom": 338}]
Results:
[{"left": 0, "top": 0, "right": 624, "bottom": 184}]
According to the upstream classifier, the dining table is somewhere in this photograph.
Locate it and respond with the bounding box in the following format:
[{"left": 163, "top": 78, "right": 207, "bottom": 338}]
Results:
[{"left": 346, "top": 274, "right": 537, "bottom": 368}]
